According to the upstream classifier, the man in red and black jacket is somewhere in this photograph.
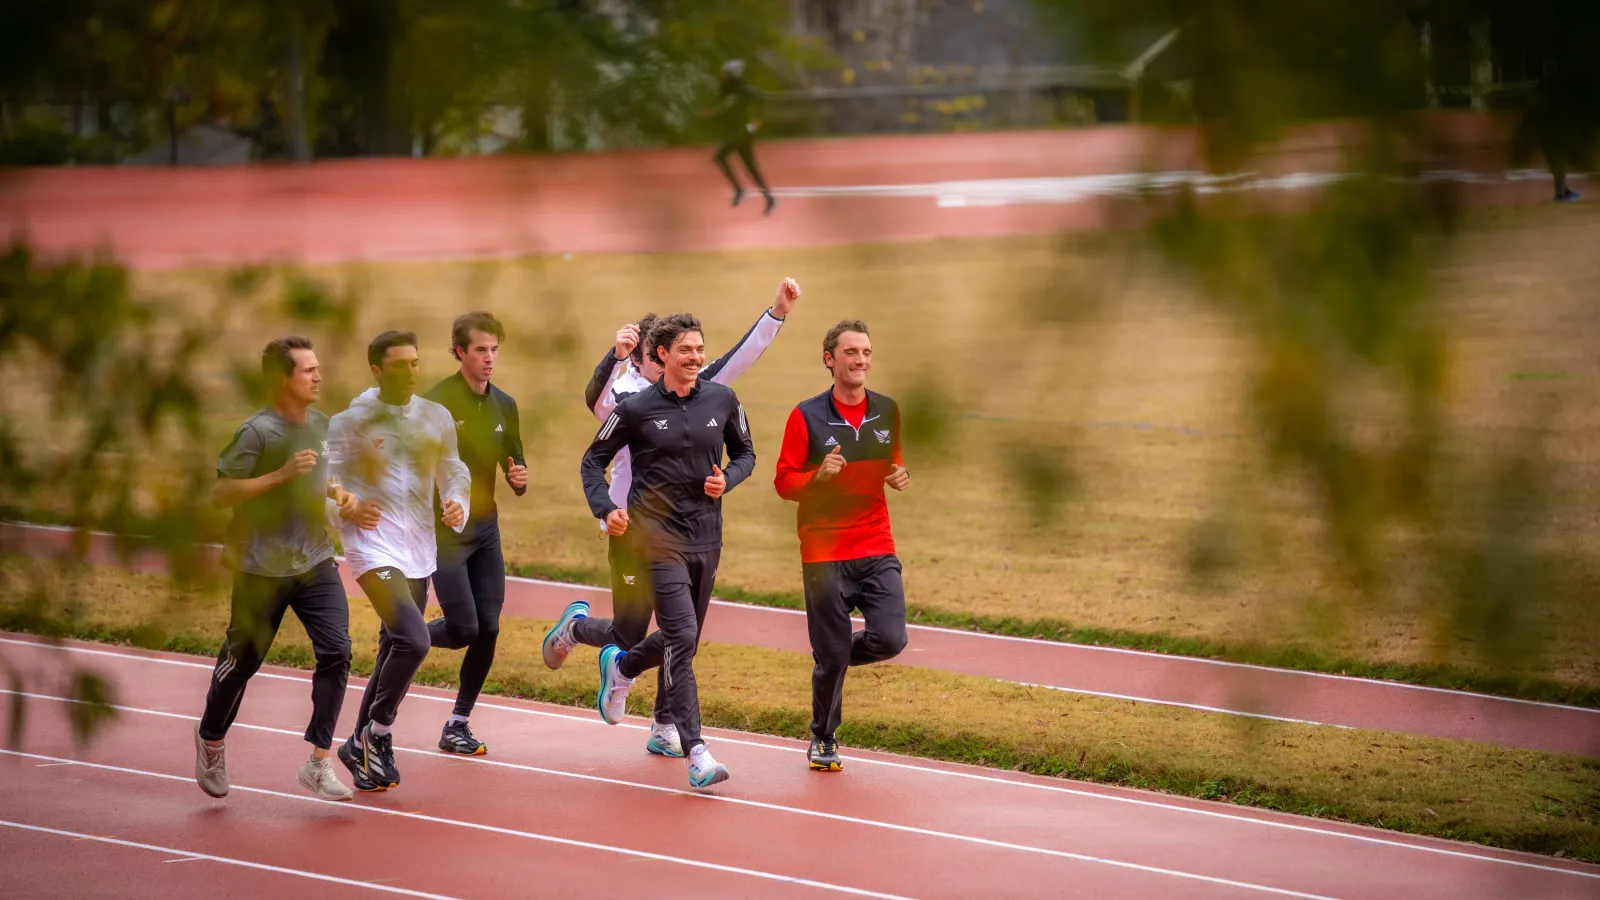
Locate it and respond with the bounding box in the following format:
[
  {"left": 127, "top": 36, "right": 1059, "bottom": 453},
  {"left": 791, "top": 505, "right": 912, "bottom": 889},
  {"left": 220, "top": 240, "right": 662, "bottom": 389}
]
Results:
[{"left": 774, "top": 319, "right": 910, "bottom": 772}]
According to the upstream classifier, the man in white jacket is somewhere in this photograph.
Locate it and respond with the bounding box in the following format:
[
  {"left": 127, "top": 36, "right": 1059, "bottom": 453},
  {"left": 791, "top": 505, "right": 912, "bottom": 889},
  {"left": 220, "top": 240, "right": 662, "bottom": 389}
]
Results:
[{"left": 328, "top": 330, "right": 471, "bottom": 793}]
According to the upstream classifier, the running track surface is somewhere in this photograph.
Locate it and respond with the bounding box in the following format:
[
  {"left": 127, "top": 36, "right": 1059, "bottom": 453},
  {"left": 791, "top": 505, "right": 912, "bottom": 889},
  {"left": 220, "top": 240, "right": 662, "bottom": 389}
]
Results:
[
  {"left": 3, "top": 634, "right": 1598, "bottom": 900},
  {"left": 0, "top": 115, "right": 1579, "bottom": 268},
  {"left": 5, "top": 521, "right": 1597, "bottom": 758}
]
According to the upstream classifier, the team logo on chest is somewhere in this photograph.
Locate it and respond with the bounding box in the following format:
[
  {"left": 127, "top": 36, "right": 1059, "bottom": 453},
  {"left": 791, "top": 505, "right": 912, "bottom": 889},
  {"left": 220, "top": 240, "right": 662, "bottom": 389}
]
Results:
[
  {"left": 654, "top": 419, "right": 669, "bottom": 430},
  {"left": 875, "top": 429, "right": 891, "bottom": 444},
  {"left": 823, "top": 436, "right": 838, "bottom": 447}
]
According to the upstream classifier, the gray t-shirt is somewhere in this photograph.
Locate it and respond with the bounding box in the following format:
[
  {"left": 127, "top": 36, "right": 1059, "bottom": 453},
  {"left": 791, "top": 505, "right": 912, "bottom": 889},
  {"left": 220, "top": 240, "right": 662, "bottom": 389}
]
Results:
[{"left": 217, "top": 408, "right": 335, "bottom": 577}]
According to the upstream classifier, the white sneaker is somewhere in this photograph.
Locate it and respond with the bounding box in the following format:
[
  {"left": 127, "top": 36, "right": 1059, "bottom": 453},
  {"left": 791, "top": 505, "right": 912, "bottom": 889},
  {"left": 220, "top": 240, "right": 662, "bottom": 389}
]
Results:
[
  {"left": 646, "top": 722, "right": 684, "bottom": 758},
  {"left": 596, "top": 645, "right": 634, "bottom": 726},
  {"left": 194, "top": 723, "right": 228, "bottom": 798},
  {"left": 687, "top": 744, "right": 729, "bottom": 789},
  {"left": 297, "top": 756, "right": 354, "bottom": 801}
]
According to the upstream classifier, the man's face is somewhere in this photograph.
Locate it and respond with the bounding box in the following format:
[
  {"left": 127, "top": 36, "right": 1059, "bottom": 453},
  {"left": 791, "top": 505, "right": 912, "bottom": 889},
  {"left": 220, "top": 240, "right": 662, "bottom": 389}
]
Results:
[
  {"left": 825, "top": 331, "right": 872, "bottom": 389},
  {"left": 281, "top": 348, "right": 322, "bottom": 405},
  {"left": 372, "top": 343, "right": 420, "bottom": 399},
  {"left": 657, "top": 330, "right": 705, "bottom": 385},
  {"left": 457, "top": 329, "right": 499, "bottom": 384}
]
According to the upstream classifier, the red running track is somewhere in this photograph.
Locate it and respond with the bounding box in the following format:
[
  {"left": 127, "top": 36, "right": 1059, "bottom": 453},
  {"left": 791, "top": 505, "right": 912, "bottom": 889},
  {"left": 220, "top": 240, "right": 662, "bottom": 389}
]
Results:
[
  {"left": 3, "top": 634, "right": 1598, "bottom": 900},
  {"left": 3, "top": 520, "right": 1597, "bottom": 758},
  {"left": 0, "top": 116, "right": 1573, "bottom": 269}
]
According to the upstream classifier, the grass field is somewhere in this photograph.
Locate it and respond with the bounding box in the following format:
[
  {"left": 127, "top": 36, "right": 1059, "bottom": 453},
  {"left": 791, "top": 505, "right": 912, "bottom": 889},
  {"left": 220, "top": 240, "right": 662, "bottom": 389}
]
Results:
[
  {"left": 11, "top": 202, "right": 1599, "bottom": 694},
  {"left": 3, "top": 560, "right": 1597, "bottom": 862}
]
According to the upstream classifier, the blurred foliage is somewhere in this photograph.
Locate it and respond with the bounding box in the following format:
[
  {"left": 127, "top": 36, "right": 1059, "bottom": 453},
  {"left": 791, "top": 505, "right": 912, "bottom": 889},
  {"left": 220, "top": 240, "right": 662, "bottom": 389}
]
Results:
[
  {"left": 1017, "top": 0, "right": 1600, "bottom": 678},
  {"left": 0, "top": 0, "right": 823, "bottom": 162},
  {"left": 0, "top": 240, "right": 362, "bottom": 745}
]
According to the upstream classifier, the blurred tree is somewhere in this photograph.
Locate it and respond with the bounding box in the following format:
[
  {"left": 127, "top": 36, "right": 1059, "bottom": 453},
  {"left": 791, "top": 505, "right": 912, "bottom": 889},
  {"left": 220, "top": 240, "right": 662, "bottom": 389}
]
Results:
[{"left": 0, "top": 242, "right": 360, "bottom": 746}]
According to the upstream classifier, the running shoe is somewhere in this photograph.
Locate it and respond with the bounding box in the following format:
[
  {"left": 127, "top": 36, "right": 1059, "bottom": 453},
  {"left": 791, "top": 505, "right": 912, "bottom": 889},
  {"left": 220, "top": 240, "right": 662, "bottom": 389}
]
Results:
[
  {"left": 439, "top": 720, "right": 487, "bottom": 756},
  {"left": 596, "top": 644, "right": 634, "bottom": 725},
  {"left": 361, "top": 723, "right": 401, "bottom": 789},
  {"left": 541, "top": 600, "right": 590, "bottom": 669},
  {"left": 646, "top": 721, "right": 685, "bottom": 758},
  {"left": 807, "top": 736, "right": 842, "bottom": 772},
  {"left": 193, "top": 723, "right": 228, "bottom": 798},
  {"left": 1556, "top": 189, "right": 1583, "bottom": 203},
  {"left": 687, "top": 744, "right": 730, "bottom": 789},
  {"left": 337, "top": 737, "right": 384, "bottom": 792},
  {"left": 297, "top": 756, "right": 354, "bottom": 801}
]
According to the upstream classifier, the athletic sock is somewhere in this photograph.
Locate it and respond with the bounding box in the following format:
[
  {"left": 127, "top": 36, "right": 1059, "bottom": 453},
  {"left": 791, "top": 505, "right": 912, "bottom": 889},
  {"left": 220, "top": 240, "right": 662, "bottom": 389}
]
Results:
[
  {"left": 447, "top": 714, "right": 469, "bottom": 726},
  {"left": 370, "top": 722, "right": 392, "bottom": 737}
]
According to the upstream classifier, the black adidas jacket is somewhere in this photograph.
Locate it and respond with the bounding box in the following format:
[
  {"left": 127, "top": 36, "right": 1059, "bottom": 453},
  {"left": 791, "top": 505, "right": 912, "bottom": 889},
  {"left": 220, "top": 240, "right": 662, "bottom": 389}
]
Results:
[
  {"left": 580, "top": 376, "right": 755, "bottom": 550},
  {"left": 425, "top": 373, "right": 525, "bottom": 523}
]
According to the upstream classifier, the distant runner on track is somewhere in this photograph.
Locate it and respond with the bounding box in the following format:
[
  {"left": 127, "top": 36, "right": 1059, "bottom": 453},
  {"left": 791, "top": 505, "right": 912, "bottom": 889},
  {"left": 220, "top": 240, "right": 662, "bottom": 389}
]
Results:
[
  {"left": 709, "top": 58, "right": 777, "bottom": 215},
  {"left": 774, "top": 319, "right": 910, "bottom": 772},
  {"left": 195, "top": 335, "right": 368, "bottom": 802}
]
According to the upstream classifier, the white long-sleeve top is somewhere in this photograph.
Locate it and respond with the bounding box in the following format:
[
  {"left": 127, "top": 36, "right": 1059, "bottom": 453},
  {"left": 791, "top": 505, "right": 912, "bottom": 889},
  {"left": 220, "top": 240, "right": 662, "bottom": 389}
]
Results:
[
  {"left": 328, "top": 387, "right": 471, "bottom": 579},
  {"left": 588, "top": 308, "right": 784, "bottom": 521}
]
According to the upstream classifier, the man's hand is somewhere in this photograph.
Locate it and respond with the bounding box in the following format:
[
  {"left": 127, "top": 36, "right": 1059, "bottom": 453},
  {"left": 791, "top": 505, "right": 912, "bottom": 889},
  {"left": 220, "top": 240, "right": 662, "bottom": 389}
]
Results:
[
  {"left": 278, "top": 449, "right": 319, "bottom": 484},
  {"left": 333, "top": 486, "right": 361, "bottom": 521},
  {"left": 441, "top": 498, "right": 466, "bottom": 530},
  {"left": 773, "top": 277, "right": 801, "bottom": 319},
  {"left": 614, "top": 324, "right": 640, "bottom": 361},
  {"left": 604, "top": 508, "right": 630, "bottom": 536},
  {"left": 815, "top": 445, "right": 846, "bottom": 482},
  {"left": 885, "top": 464, "right": 910, "bottom": 492},
  {"left": 704, "top": 464, "right": 727, "bottom": 499},
  {"left": 349, "top": 500, "right": 383, "bottom": 531},
  {"left": 506, "top": 457, "right": 528, "bottom": 491}
]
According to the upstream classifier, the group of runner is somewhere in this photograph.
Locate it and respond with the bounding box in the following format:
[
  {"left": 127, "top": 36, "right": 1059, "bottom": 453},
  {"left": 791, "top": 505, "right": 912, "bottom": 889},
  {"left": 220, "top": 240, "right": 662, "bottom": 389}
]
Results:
[{"left": 194, "top": 277, "right": 911, "bottom": 799}]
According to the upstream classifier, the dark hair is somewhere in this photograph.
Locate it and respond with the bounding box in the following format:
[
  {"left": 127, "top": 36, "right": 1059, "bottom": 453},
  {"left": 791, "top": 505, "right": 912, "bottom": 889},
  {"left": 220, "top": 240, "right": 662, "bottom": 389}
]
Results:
[
  {"left": 368, "top": 330, "right": 418, "bottom": 368},
  {"left": 451, "top": 311, "right": 505, "bottom": 359},
  {"left": 631, "top": 313, "right": 660, "bottom": 365},
  {"left": 646, "top": 313, "right": 703, "bottom": 365},
  {"left": 262, "top": 335, "right": 314, "bottom": 379},
  {"left": 823, "top": 319, "right": 870, "bottom": 359}
]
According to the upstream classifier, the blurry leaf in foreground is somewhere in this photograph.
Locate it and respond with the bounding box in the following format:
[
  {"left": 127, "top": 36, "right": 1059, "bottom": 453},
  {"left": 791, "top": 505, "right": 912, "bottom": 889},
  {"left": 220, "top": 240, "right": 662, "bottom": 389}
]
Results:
[{"left": 66, "top": 669, "right": 117, "bottom": 745}]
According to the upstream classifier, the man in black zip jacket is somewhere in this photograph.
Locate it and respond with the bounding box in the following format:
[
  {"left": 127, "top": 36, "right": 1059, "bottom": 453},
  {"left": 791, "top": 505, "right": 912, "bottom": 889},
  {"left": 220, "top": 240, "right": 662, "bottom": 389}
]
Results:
[
  {"left": 579, "top": 313, "right": 755, "bottom": 790},
  {"left": 422, "top": 311, "right": 527, "bottom": 755}
]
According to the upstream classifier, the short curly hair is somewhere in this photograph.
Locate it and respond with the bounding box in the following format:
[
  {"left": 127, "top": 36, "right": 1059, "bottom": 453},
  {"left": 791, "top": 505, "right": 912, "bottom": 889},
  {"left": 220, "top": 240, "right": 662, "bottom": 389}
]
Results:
[{"left": 646, "top": 313, "right": 703, "bottom": 366}]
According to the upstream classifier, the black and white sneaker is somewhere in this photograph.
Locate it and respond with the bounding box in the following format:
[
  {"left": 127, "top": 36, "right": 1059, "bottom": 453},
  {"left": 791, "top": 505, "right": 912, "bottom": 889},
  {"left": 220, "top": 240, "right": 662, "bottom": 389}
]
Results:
[
  {"left": 807, "top": 736, "right": 842, "bottom": 772},
  {"left": 439, "top": 720, "right": 486, "bottom": 756},
  {"left": 337, "top": 737, "right": 384, "bottom": 792},
  {"left": 361, "top": 723, "right": 401, "bottom": 788}
]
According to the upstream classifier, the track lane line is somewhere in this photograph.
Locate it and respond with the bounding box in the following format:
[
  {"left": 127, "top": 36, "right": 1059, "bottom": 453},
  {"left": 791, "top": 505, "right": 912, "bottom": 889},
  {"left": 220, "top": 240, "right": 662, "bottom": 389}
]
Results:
[
  {"left": 0, "top": 818, "right": 463, "bottom": 899},
  {"left": 8, "top": 520, "right": 1594, "bottom": 716},
  {"left": 0, "top": 749, "right": 919, "bottom": 900},
  {"left": 5, "top": 688, "right": 1343, "bottom": 900},
  {"left": 5, "top": 634, "right": 1598, "bottom": 882}
]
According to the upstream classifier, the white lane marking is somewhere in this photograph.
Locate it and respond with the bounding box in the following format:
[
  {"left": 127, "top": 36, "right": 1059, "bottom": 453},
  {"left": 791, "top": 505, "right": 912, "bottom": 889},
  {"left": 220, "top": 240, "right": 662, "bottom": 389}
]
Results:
[
  {"left": 0, "top": 818, "right": 462, "bottom": 899},
  {"left": 7, "top": 689, "right": 1339, "bottom": 899},
  {"left": 1006, "top": 680, "right": 1353, "bottom": 728},
  {"left": 0, "top": 749, "right": 917, "bottom": 900},
  {"left": 769, "top": 169, "right": 1592, "bottom": 209},
  {"left": 4, "top": 635, "right": 1599, "bottom": 881},
  {"left": 8, "top": 494, "right": 1598, "bottom": 715}
]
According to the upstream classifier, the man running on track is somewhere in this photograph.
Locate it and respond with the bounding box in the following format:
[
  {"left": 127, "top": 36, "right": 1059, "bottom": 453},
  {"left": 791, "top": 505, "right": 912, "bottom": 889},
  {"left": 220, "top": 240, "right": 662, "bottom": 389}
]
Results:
[
  {"left": 774, "top": 320, "right": 910, "bottom": 772},
  {"left": 709, "top": 58, "right": 776, "bottom": 215},
  {"left": 578, "top": 314, "right": 756, "bottom": 789},
  {"left": 421, "top": 311, "right": 526, "bottom": 756},
  {"left": 544, "top": 278, "right": 800, "bottom": 761},
  {"left": 329, "top": 330, "right": 471, "bottom": 792},
  {"left": 195, "top": 336, "right": 367, "bottom": 801}
]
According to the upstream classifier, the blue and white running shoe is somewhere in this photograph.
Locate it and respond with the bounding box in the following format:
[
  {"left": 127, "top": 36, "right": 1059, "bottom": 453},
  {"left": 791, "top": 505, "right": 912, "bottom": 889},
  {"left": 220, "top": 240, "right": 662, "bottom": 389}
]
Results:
[
  {"left": 542, "top": 600, "right": 590, "bottom": 669},
  {"left": 596, "top": 644, "right": 634, "bottom": 725}
]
